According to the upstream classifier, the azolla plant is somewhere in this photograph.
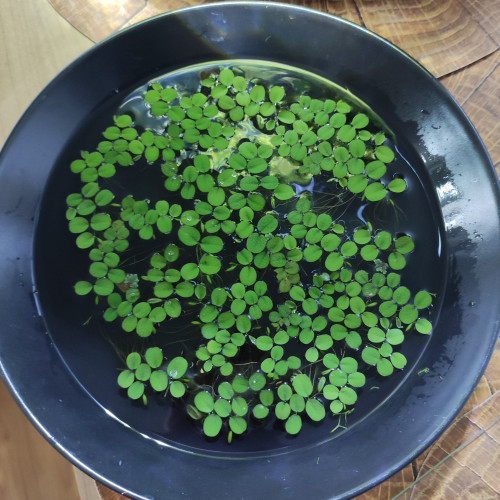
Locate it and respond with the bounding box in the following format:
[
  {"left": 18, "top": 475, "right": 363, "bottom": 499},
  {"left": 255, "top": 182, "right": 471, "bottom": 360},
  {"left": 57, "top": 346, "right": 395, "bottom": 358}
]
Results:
[{"left": 66, "top": 65, "right": 434, "bottom": 441}]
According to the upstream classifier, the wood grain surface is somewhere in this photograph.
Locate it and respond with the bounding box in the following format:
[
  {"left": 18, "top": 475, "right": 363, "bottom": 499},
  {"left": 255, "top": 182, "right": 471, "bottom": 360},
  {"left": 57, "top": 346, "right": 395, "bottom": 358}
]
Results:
[
  {"left": 0, "top": 0, "right": 92, "bottom": 148},
  {"left": 0, "top": 0, "right": 499, "bottom": 499},
  {"left": 0, "top": 380, "right": 81, "bottom": 500}
]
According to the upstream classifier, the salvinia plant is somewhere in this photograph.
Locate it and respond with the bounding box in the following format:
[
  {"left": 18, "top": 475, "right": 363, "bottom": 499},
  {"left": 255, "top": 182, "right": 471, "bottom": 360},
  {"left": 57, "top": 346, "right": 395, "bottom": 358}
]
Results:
[{"left": 66, "top": 65, "right": 434, "bottom": 441}]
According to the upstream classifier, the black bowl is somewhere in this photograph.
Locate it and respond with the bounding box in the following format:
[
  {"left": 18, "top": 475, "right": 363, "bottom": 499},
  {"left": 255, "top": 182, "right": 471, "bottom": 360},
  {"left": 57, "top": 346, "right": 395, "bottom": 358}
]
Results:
[{"left": 1, "top": 2, "right": 499, "bottom": 499}]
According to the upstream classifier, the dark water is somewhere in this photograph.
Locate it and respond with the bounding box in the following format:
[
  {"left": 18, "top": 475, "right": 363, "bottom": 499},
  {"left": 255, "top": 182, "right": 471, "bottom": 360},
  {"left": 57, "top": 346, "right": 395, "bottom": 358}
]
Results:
[{"left": 33, "top": 60, "right": 446, "bottom": 457}]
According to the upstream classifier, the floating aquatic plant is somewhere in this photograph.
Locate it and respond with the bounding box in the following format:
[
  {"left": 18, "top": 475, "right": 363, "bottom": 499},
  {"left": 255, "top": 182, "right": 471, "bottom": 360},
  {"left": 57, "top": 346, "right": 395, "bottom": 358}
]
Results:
[{"left": 66, "top": 64, "right": 434, "bottom": 441}]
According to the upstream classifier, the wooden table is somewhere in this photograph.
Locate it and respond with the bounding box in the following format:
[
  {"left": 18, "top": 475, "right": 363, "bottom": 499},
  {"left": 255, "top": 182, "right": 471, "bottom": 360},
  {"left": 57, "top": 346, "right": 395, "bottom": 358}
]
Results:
[{"left": 1, "top": 1, "right": 499, "bottom": 499}]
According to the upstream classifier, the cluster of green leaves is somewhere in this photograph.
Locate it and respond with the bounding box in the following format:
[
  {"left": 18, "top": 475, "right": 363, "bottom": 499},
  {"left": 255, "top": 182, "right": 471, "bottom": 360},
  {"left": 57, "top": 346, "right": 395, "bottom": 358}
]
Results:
[
  {"left": 116, "top": 347, "right": 188, "bottom": 403},
  {"left": 67, "top": 65, "right": 434, "bottom": 441},
  {"left": 266, "top": 97, "right": 406, "bottom": 201}
]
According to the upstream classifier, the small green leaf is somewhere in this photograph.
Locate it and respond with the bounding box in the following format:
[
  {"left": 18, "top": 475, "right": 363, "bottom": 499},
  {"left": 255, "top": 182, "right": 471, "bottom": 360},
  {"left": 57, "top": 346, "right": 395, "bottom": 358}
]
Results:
[
  {"left": 339, "top": 386, "right": 357, "bottom": 405},
  {"left": 375, "top": 145, "right": 395, "bottom": 163},
  {"left": 203, "top": 414, "right": 223, "bottom": 437},
  {"left": 250, "top": 85, "right": 265, "bottom": 102},
  {"left": 134, "top": 361, "right": 152, "bottom": 384},
  {"left": 240, "top": 266, "right": 257, "bottom": 286},
  {"left": 164, "top": 298, "right": 182, "bottom": 318},
  {"left": 76, "top": 232, "right": 95, "bottom": 249},
  {"left": 377, "top": 358, "right": 394, "bottom": 376},
  {"left": 177, "top": 226, "right": 200, "bottom": 246},
  {"left": 388, "top": 252, "right": 406, "bottom": 270},
  {"left": 229, "top": 416, "right": 247, "bottom": 434},
  {"left": 386, "top": 328, "right": 404, "bottom": 345},
  {"left": 218, "top": 168, "right": 238, "bottom": 187},
  {"left": 127, "top": 381, "right": 144, "bottom": 400},
  {"left": 399, "top": 304, "right": 419, "bottom": 324},
  {"left": 274, "top": 184, "right": 296, "bottom": 200},
  {"left": 145, "top": 347, "right": 163, "bottom": 368},
  {"left": 255, "top": 335, "right": 273, "bottom": 351},
  {"left": 341, "top": 241, "right": 358, "bottom": 257},
  {"left": 284, "top": 414, "right": 302, "bottom": 435},
  {"left": 391, "top": 352, "right": 408, "bottom": 369},
  {"left": 257, "top": 214, "right": 278, "bottom": 234},
  {"left": 167, "top": 357, "right": 188, "bottom": 379},
  {"left": 194, "top": 391, "right": 214, "bottom": 413},
  {"left": 302, "top": 298, "right": 318, "bottom": 315},
  {"left": 94, "top": 278, "right": 114, "bottom": 296},
  {"left": 278, "top": 110, "right": 295, "bottom": 124},
  {"left": 414, "top": 290, "right": 433, "bottom": 309},
  {"left": 388, "top": 178, "right": 407, "bottom": 193},
  {"left": 199, "top": 254, "right": 221, "bottom": 275},
  {"left": 150, "top": 370, "right": 168, "bottom": 391},
  {"left": 306, "top": 398, "right": 326, "bottom": 421},
  {"left": 75, "top": 281, "right": 92, "bottom": 295},
  {"left": 364, "top": 182, "right": 387, "bottom": 202},
  {"left": 126, "top": 352, "right": 141, "bottom": 370},
  {"left": 395, "top": 235, "right": 415, "bottom": 254},
  {"left": 236, "top": 315, "right": 252, "bottom": 333},
  {"left": 269, "top": 86, "right": 285, "bottom": 103},
  {"left": 302, "top": 244, "right": 322, "bottom": 262},
  {"left": 361, "top": 346, "right": 380, "bottom": 365},
  {"left": 325, "top": 252, "right": 344, "bottom": 271},
  {"left": 364, "top": 160, "right": 385, "bottom": 180},
  {"left": 375, "top": 231, "right": 392, "bottom": 250},
  {"left": 249, "top": 372, "right": 266, "bottom": 391},
  {"left": 117, "top": 370, "right": 134, "bottom": 389},
  {"left": 275, "top": 401, "right": 291, "bottom": 420},
  {"left": 352, "top": 113, "right": 369, "bottom": 129},
  {"left": 348, "top": 372, "right": 366, "bottom": 388},
  {"left": 170, "top": 380, "right": 186, "bottom": 398},
  {"left": 415, "top": 317, "right": 432, "bottom": 334},
  {"left": 289, "top": 286, "right": 305, "bottom": 302},
  {"left": 321, "top": 234, "right": 341, "bottom": 251},
  {"left": 292, "top": 374, "right": 313, "bottom": 397}
]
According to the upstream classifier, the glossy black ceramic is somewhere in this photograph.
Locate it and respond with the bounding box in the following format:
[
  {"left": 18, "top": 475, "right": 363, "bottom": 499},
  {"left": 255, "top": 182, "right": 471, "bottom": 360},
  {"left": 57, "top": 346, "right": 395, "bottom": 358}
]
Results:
[{"left": 0, "top": 3, "right": 499, "bottom": 499}]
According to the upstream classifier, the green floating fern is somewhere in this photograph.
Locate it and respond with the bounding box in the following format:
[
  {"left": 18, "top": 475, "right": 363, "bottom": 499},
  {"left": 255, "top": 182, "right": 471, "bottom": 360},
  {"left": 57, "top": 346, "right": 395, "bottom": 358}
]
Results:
[{"left": 66, "top": 64, "right": 434, "bottom": 441}]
